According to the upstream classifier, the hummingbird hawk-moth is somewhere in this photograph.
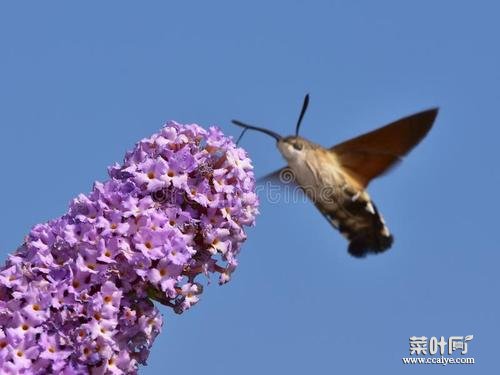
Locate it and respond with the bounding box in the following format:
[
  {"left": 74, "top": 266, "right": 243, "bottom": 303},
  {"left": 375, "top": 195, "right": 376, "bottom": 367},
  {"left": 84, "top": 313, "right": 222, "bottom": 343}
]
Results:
[{"left": 232, "top": 95, "right": 438, "bottom": 257}]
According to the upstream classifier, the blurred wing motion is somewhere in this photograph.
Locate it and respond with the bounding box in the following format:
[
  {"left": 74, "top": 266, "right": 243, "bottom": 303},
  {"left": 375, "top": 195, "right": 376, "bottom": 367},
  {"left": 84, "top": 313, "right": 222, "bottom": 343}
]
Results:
[
  {"left": 257, "top": 167, "right": 296, "bottom": 186},
  {"left": 331, "top": 108, "right": 439, "bottom": 189}
]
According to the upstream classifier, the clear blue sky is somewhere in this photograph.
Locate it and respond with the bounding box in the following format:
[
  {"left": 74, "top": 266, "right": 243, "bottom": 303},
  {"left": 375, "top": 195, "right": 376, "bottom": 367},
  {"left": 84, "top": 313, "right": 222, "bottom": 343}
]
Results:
[{"left": 1, "top": 1, "right": 498, "bottom": 374}]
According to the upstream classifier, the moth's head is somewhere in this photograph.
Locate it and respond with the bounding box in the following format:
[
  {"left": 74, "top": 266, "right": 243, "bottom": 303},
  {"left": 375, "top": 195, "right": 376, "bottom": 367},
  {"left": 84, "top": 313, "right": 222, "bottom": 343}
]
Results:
[
  {"left": 277, "top": 136, "right": 311, "bottom": 161},
  {"left": 231, "top": 94, "right": 311, "bottom": 162}
]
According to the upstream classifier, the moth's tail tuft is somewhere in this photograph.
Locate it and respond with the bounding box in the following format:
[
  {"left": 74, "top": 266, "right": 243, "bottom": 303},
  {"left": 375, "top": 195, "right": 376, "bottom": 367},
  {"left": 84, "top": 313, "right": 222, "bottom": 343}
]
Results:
[
  {"left": 344, "top": 199, "right": 394, "bottom": 257},
  {"left": 315, "top": 187, "right": 394, "bottom": 258},
  {"left": 348, "top": 231, "right": 394, "bottom": 258}
]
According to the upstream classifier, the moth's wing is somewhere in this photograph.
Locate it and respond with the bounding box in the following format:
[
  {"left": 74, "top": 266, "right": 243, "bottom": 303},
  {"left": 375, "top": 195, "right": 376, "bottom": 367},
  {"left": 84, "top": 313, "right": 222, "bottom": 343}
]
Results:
[
  {"left": 257, "top": 167, "right": 297, "bottom": 186},
  {"left": 330, "top": 108, "right": 438, "bottom": 188}
]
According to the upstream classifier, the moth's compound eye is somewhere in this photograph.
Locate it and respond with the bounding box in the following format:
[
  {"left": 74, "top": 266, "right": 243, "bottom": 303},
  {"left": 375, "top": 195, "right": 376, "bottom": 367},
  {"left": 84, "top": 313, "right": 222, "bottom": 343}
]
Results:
[
  {"left": 151, "top": 188, "right": 168, "bottom": 203},
  {"left": 293, "top": 142, "right": 303, "bottom": 150}
]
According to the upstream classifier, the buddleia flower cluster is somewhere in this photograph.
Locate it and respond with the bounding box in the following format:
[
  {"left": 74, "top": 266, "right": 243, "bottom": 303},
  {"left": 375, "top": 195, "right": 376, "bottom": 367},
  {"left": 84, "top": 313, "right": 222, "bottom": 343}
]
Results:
[{"left": 0, "top": 122, "right": 258, "bottom": 374}]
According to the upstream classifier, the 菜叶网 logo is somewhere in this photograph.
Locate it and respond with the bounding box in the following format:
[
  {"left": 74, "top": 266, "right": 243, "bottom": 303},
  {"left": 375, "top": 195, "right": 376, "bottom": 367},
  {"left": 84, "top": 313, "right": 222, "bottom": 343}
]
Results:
[{"left": 402, "top": 335, "right": 475, "bottom": 366}]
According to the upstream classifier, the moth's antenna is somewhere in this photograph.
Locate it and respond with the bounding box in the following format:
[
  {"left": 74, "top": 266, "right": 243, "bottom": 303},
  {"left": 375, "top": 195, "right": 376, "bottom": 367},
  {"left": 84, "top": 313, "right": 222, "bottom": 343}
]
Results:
[
  {"left": 295, "top": 94, "right": 310, "bottom": 136},
  {"left": 235, "top": 128, "right": 248, "bottom": 146},
  {"left": 231, "top": 120, "right": 282, "bottom": 142}
]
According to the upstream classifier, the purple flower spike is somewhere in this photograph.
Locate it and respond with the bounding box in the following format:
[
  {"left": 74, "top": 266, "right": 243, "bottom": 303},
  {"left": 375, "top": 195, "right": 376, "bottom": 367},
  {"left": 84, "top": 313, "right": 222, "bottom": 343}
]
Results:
[{"left": 0, "top": 122, "right": 258, "bottom": 374}]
